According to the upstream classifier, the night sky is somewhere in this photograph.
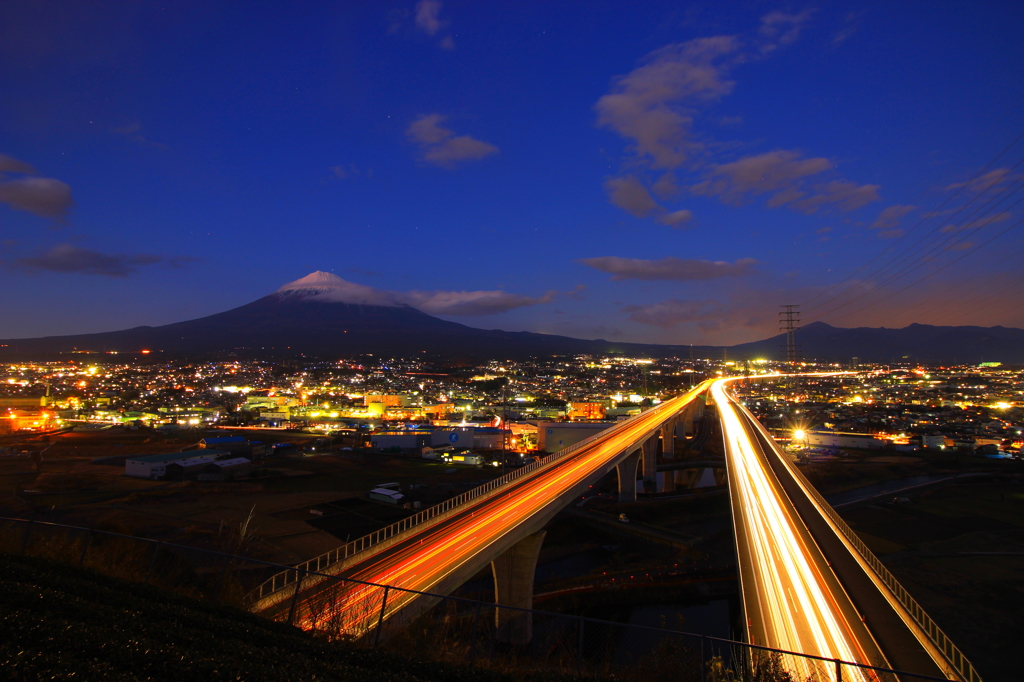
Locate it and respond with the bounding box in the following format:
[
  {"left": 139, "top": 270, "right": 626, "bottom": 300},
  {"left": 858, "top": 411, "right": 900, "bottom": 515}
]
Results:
[{"left": 2, "top": 1, "right": 1023, "bottom": 346}]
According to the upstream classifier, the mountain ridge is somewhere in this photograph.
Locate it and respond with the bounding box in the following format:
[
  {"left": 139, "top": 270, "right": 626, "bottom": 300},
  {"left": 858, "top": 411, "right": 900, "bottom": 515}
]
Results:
[{"left": 2, "top": 273, "right": 1023, "bottom": 363}]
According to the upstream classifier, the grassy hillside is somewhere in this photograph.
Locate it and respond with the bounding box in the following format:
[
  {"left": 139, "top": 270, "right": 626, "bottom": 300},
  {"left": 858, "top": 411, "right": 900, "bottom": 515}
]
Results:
[{"left": 0, "top": 551, "right": 582, "bottom": 682}]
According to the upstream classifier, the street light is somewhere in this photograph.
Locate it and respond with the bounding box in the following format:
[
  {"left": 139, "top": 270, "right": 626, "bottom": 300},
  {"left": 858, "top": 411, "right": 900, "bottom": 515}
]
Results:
[{"left": 793, "top": 429, "right": 806, "bottom": 448}]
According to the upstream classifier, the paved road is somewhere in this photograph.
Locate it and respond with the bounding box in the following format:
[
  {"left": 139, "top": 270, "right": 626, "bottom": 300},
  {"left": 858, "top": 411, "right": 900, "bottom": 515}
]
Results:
[{"left": 715, "top": 378, "right": 948, "bottom": 682}]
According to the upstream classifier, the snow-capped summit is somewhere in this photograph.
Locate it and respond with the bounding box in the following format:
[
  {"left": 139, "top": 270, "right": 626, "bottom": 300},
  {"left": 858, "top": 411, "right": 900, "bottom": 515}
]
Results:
[{"left": 275, "top": 270, "right": 403, "bottom": 307}]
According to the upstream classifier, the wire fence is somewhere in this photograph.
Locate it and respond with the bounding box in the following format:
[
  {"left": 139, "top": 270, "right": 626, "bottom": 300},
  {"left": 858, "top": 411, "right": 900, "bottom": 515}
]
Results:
[
  {"left": 1, "top": 516, "right": 955, "bottom": 682},
  {"left": 253, "top": 391, "right": 703, "bottom": 602}
]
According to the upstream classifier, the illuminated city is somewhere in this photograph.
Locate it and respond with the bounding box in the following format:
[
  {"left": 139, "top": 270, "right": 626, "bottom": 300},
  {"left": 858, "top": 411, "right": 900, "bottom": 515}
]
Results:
[{"left": 2, "top": 2, "right": 1023, "bottom": 681}]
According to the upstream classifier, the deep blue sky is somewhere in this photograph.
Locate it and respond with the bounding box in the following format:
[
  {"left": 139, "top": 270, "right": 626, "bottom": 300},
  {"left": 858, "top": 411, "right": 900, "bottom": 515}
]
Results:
[{"left": 2, "top": 1, "right": 1023, "bottom": 345}]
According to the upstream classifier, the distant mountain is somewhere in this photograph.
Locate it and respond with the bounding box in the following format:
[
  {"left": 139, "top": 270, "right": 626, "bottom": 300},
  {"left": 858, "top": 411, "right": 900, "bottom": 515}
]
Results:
[
  {"left": 2, "top": 272, "right": 1022, "bottom": 363},
  {"left": 730, "top": 321, "right": 1024, "bottom": 364},
  {"left": 0, "top": 272, "right": 698, "bottom": 361}
]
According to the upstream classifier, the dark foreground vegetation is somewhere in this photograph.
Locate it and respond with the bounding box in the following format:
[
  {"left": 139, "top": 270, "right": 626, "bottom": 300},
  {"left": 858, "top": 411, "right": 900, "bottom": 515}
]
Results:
[
  {"left": 0, "top": 551, "right": 587, "bottom": 682},
  {"left": 1, "top": 550, "right": 816, "bottom": 682}
]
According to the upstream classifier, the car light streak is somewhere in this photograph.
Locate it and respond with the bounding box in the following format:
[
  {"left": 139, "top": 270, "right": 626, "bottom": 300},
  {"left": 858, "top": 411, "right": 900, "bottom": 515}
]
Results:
[
  {"left": 296, "top": 383, "right": 710, "bottom": 634},
  {"left": 714, "top": 377, "right": 877, "bottom": 682}
]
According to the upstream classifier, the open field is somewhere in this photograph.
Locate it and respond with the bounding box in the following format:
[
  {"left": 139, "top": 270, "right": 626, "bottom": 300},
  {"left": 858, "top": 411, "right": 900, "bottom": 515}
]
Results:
[
  {"left": 0, "top": 426, "right": 507, "bottom": 564},
  {"left": 841, "top": 478, "right": 1024, "bottom": 681}
]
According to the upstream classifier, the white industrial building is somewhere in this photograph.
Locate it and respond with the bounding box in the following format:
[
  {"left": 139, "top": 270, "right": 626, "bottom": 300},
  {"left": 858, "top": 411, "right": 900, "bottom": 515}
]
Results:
[
  {"left": 368, "top": 487, "right": 405, "bottom": 504},
  {"left": 536, "top": 422, "right": 616, "bottom": 453},
  {"left": 805, "top": 431, "right": 883, "bottom": 450},
  {"left": 124, "top": 450, "right": 228, "bottom": 479}
]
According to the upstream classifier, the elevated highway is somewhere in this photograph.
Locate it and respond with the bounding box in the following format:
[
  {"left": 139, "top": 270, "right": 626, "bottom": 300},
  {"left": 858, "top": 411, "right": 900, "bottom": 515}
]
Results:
[
  {"left": 252, "top": 383, "right": 708, "bottom": 641},
  {"left": 714, "top": 377, "right": 979, "bottom": 682},
  {"left": 251, "top": 374, "right": 980, "bottom": 681}
]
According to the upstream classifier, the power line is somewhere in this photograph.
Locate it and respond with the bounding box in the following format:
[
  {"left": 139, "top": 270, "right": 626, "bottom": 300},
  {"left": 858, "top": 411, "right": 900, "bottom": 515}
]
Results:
[
  {"left": 800, "top": 128, "right": 1024, "bottom": 310},
  {"left": 822, "top": 215, "right": 1024, "bottom": 324},
  {"left": 806, "top": 167, "right": 1024, "bottom": 320}
]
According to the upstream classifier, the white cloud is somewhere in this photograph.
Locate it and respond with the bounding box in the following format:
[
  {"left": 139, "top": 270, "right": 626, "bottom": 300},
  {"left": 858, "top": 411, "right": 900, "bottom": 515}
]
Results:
[
  {"left": 578, "top": 256, "right": 756, "bottom": 281},
  {"left": 406, "top": 114, "right": 498, "bottom": 168}
]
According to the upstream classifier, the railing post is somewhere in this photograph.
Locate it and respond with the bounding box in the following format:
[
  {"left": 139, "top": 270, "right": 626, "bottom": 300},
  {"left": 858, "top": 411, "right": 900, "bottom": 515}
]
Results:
[
  {"left": 834, "top": 658, "right": 841, "bottom": 682},
  {"left": 78, "top": 529, "right": 92, "bottom": 567},
  {"left": 700, "top": 634, "right": 706, "bottom": 682},
  {"left": 577, "top": 617, "right": 585, "bottom": 677},
  {"left": 20, "top": 519, "right": 34, "bottom": 555},
  {"left": 468, "top": 599, "right": 482, "bottom": 661},
  {"left": 287, "top": 569, "right": 306, "bottom": 626},
  {"left": 373, "top": 586, "right": 390, "bottom": 648},
  {"left": 214, "top": 552, "right": 231, "bottom": 601}
]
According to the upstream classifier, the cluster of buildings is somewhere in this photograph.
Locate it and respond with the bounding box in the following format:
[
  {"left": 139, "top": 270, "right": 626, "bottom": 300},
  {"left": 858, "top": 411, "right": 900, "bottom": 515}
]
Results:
[
  {"left": 4, "top": 357, "right": 1023, "bottom": 462},
  {"left": 738, "top": 366, "right": 1024, "bottom": 457}
]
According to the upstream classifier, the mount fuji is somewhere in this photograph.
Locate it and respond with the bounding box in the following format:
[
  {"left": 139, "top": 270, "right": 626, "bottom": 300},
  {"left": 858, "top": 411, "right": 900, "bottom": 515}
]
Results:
[{"left": 0, "top": 271, "right": 686, "bottom": 360}]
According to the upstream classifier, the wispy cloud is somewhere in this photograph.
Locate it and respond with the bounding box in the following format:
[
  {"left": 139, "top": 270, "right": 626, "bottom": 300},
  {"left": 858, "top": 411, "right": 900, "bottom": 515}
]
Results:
[
  {"left": 14, "top": 243, "right": 193, "bottom": 277},
  {"left": 0, "top": 154, "right": 36, "bottom": 174},
  {"left": 870, "top": 204, "right": 916, "bottom": 230},
  {"left": 414, "top": 0, "right": 455, "bottom": 50},
  {"left": 578, "top": 256, "right": 756, "bottom": 281},
  {"left": 688, "top": 148, "right": 879, "bottom": 214},
  {"left": 604, "top": 176, "right": 695, "bottom": 227},
  {"left": 596, "top": 36, "right": 740, "bottom": 169},
  {"left": 604, "top": 176, "right": 662, "bottom": 217},
  {"left": 406, "top": 289, "right": 555, "bottom": 316},
  {"left": 659, "top": 209, "right": 693, "bottom": 226},
  {"left": 111, "top": 120, "right": 167, "bottom": 150},
  {"left": 406, "top": 114, "right": 498, "bottom": 168},
  {"left": 690, "top": 150, "right": 831, "bottom": 204},
  {"left": 283, "top": 271, "right": 553, "bottom": 316},
  {"left": 945, "top": 168, "right": 1018, "bottom": 193},
  {"left": 621, "top": 298, "right": 721, "bottom": 328},
  {"left": 0, "top": 153, "right": 74, "bottom": 219},
  {"left": 757, "top": 9, "right": 815, "bottom": 54}
]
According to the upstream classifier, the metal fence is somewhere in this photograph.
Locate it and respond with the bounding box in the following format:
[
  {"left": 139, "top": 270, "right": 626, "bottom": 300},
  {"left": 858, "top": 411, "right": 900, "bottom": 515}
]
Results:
[
  {"left": 253, "top": 391, "right": 702, "bottom": 601},
  {"left": 1, "top": 516, "right": 954, "bottom": 682}
]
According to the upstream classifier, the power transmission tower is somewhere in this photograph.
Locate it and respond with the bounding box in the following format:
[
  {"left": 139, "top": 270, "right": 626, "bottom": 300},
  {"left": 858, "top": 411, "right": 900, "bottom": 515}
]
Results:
[{"left": 779, "top": 305, "right": 801, "bottom": 365}]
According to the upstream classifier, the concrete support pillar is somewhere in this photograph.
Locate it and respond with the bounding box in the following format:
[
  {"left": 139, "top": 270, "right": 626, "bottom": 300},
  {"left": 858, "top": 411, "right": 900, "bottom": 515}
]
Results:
[
  {"left": 616, "top": 449, "right": 641, "bottom": 502},
  {"left": 641, "top": 436, "right": 658, "bottom": 494},
  {"left": 492, "top": 530, "right": 546, "bottom": 645},
  {"left": 660, "top": 418, "right": 677, "bottom": 460},
  {"left": 662, "top": 468, "right": 677, "bottom": 493},
  {"left": 683, "top": 405, "right": 696, "bottom": 438}
]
